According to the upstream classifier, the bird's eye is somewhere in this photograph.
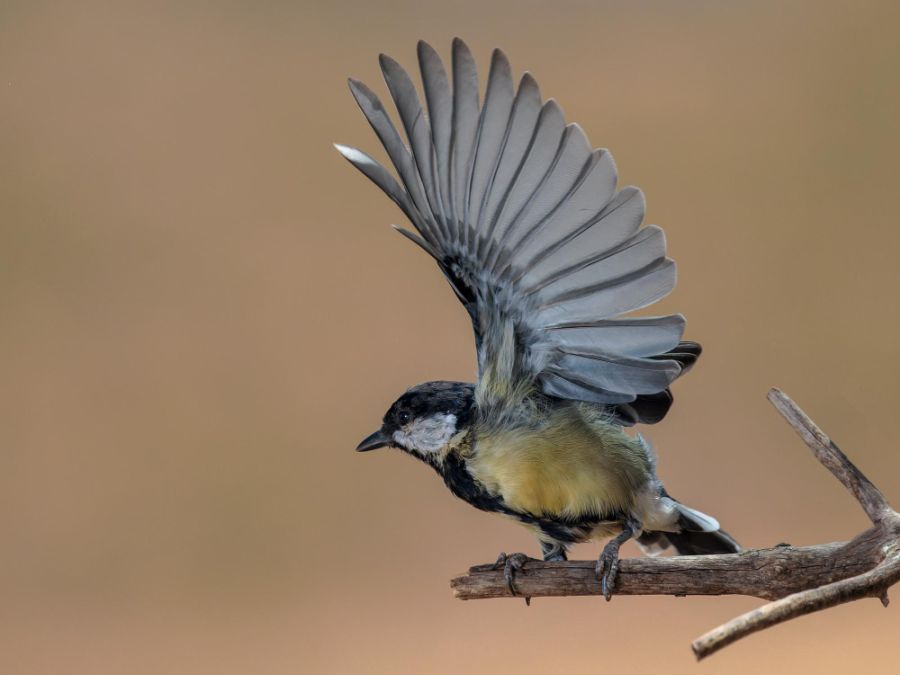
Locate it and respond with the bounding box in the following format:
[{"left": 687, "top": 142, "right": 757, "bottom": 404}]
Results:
[{"left": 397, "top": 411, "right": 410, "bottom": 425}]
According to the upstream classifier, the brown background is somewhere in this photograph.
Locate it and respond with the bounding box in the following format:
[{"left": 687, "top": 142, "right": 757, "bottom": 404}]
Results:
[{"left": 3, "top": 1, "right": 900, "bottom": 673}]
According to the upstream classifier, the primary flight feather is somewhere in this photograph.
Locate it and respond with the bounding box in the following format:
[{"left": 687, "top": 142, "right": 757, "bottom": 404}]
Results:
[{"left": 338, "top": 39, "right": 737, "bottom": 599}]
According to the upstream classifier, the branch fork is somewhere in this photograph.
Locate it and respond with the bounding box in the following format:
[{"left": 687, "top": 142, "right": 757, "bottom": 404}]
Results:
[{"left": 450, "top": 389, "right": 900, "bottom": 659}]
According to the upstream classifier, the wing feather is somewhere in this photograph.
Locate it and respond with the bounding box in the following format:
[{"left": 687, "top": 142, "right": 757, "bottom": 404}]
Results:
[
  {"left": 529, "top": 225, "right": 668, "bottom": 299},
  {"left": 488, "top": 99, "right": 566, "bottom": 265},
  {"left": 337, "top": 40, "right": 699, "bottom": 419},
  {"left": 495, "top": 123, "right": 594, "bottom": 275},
  {"left": 379, "top": 54, "right": 443, "bottom": 234},
  {"left": 510, "top": 149, "right": 618, "bottom": 279},
  {"left": 333, "top": 144, "right": 421, "bottom": 225},
  {"left": 417, "top": 41, "right": 454, "bottom": 236},
  {"left": 466, "top": 49, "right": 515, "bottom": 233},
  {"left": 524, "top": 185, "right": 644, "bottom": 283},
  {"left": 546, "top": 315, "right": 685, "bottom": 357},
  {"left": 347, "top": 79, "right": 439, "bottom": 244},
  {"left": 451, "top": 38, "right": 480, "bottom": 243},
  {"left": 477, "top": 73, "right": 543, "bottom": 253},
  {"left": 536, "top": 257, "right": 676, "bottom": 325}
]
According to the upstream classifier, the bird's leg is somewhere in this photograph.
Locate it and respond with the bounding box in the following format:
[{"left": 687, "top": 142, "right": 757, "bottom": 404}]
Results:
[
  {"left": 492, "top": 552, "right": 534, "bottom": 599},
  {"left": 540, "top": 540, "right": 568, "bottom": 562},
  {"left": 596, "top": 524, "right": 635, "bottom": 601}
]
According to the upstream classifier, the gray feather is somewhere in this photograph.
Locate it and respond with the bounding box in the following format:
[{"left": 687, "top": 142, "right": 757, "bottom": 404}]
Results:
[
  {"left": 392, "top": 225, "right": 441, "bottom": 260},
  {"left": 477, "top": 73, "right": 543, "bottom": 257},
  {"left": 529, "top": 225, "right": 668, "bottom": 300},
  {"left": 511, "top": 149, "right": 618, "bottom": 278},
  {"left": 417, "top": 40, "right": 454, "bottom": 235},
  {"left": 347, "top": 79, "right": 435, "bottom": 240},
  {"left": 451, "top": 38, "right": 480, "bottom": 241},
  {"left": 338, "top": 40, "right": 695, "bottom": 409},
  {"left": 553, "top": 349, "right": 681, "bottom": 397},
  {"left": 379, "top": 54, "right": 443, "bottom": 237},
  {"left": 524, "top": 185, "right": 644, "bottom": 284},
  {"left": 536, "top": 257, "right": 676, "bottom": 325},
  {"left": 488, "top": 99, "right": 566, "bottom": 266},
  {"left": 545, "top": 315, "right": 685, "bottom": 357},
  {"left": 495, "top": 123, "right": 593, "bottom": 274},
  {"left": 333, "top": 144, "right": 421, "bottom": 228},
  {"left": 541, "top": 370, "right": 637, "bottom": 404},
  {"left": 466, "top": 48, "right": 515, "bottom": 235}
]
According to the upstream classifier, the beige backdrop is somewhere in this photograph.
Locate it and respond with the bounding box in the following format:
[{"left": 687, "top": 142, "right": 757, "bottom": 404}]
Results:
[{"left": 3, "top": 1, "right": 900, "bottom": 673}]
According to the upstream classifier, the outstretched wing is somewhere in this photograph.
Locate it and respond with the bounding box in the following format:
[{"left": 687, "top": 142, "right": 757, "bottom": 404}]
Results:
[{"left": 336, "top": 39, "right": 697, "bottom": 423}]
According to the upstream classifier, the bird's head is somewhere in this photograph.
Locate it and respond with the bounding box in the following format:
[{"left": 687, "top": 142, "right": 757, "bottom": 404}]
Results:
[{"left": 356, "top": 381, "right": 475, "bottom": 462}]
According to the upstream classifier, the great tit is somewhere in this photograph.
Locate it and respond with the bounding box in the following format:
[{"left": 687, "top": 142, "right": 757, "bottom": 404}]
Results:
[{"left": 338, "top": 39, "right": 739, "bottom": 599}]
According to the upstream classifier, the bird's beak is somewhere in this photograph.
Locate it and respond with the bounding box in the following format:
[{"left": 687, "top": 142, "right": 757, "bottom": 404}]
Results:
[{"left": 356, "top": 429, "right": 390, "bottom": 452}]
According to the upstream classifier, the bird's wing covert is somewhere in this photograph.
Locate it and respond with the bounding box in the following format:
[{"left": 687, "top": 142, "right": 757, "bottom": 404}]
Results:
[{"left": 336, "top": 39, "right": 691, "bottom": 414}]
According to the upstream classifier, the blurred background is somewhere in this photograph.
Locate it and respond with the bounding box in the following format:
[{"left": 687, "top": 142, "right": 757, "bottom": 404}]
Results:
[{"left": 3, "top": 1, "right": 900, "bottom": 673}]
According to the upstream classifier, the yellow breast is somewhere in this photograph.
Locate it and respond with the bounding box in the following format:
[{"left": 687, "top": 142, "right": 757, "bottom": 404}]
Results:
[{"left": 466, "top": 406, "right": 650, "bottom": 520}]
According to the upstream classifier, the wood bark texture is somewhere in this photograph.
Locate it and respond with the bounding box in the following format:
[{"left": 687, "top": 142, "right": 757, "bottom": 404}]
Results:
[{"left": 449, "top": 389, "right": 900, "bottom": 660}]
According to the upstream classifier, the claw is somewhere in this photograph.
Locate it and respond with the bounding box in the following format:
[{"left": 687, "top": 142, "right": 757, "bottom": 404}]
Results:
[
  {"left": 595, "top": 550, "right": 620, "bottom": 601},
  {"left": 492, "top": 552, "right": 531, "bottom": 599},
  {"left": 595, "top": 525, "right": 634, "bottom": 601}
]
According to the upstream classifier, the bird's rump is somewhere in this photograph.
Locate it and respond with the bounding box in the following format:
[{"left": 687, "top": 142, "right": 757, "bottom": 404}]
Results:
[{"left": 335, "top": 38, "right": 697, "bottom": 421}]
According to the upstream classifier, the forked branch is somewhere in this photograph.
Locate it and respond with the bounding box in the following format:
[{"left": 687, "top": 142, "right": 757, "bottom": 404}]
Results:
[{"left": 450, "top": 388, "right": 900, "bottom": 660}]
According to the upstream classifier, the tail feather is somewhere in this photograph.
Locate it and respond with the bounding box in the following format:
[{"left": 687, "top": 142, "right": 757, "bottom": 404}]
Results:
[
  {"left": 663, "top": 528, "right": 741, "bottom": 556},
  {"left": 637, "top": 497, "right": 741, "bottom": 556},
  {"left": 675, "top": 502, "right": 720, "bottom": 533}
]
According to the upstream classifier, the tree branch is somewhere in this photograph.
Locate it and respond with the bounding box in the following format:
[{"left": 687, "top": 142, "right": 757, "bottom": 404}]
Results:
[
  {"left": 450, "top": 388, "right": 900, "bottom": 660},
  {"left": 691, "top": 545, "right": 900, "bottom": 658},
  {"left": 766, "top": 388, "right": 891, "bottom": 524}
]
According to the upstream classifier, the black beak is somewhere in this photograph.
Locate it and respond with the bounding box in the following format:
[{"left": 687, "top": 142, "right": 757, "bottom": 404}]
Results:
[{"left": 356, "top": 429, "right": 390, "bottom": 452}]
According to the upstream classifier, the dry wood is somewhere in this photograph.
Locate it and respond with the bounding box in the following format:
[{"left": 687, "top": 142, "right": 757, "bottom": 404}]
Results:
[
  {"left": 450, "top": 388, "right": 900, "bottom": 660},
  {"left": 452, "top": 530, "right": 886, "bottom": 602},
  {"left": 766, "top": 389, "right": 890, "bottom": 524}
]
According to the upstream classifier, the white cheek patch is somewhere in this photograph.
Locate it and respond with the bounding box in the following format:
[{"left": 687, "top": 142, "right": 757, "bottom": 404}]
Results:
[{"left": 393, "top": 413, "right": 458, "bottom": 454}]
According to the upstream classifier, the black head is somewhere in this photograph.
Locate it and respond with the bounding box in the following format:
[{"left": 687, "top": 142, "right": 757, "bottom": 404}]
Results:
[{"left": 356, "top": 381, "right": 475, "bottom": 457}]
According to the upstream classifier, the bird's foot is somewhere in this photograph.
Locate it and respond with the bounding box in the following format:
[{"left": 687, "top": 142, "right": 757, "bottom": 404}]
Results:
[
  {"left": 492, "top": 552, "right": 534, "bottom": 604},
  {"left": 595, "top": 544, "right": 620, "bottom": 601},
  {"left": 540, "top": 540, "right": 568, "bottom": 562},
  {"left": 596, "top": 526, "right": 634, "bottom": 601}
]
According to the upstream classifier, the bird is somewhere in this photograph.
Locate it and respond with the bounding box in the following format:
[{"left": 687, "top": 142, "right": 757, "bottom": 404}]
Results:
[{"left": 336, "top": 38, "right": 739, "bottom": 600}]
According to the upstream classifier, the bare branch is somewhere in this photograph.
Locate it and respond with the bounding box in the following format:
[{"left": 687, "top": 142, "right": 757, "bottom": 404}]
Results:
[
  {"left": 767, "top": 388, "right": 890, "bottom": 524},
  {"left": 452, "top": 533, "right": 884, "bottom": 602},
  {"left": 692, "top": 541, "right": 900, "bottom": 659},
  {"left": 450, "top": 390, "right": 900, "bottom": 659}
]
